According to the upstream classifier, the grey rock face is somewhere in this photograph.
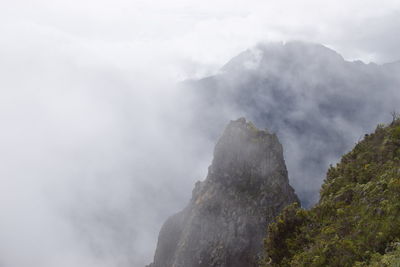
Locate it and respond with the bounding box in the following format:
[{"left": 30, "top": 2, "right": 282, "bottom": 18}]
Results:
[{"left": 148, "top": 118, "right": 298, "bottom": 267}]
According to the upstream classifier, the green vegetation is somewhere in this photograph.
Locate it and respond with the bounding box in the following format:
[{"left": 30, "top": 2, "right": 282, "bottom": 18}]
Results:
[{"left": 262, "top": 119, "right": 400, "bottom": 267}]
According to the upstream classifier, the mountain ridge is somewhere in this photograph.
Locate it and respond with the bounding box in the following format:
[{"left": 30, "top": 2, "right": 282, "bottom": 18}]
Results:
[
  {"left": 182, "top": 41, "right": 400, "bottom": 207},
  {"left": 263, "top": 118, "right": 400, "bottom": 266}
]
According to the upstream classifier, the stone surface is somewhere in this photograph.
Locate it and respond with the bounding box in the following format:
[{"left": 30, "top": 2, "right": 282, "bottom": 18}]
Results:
[{"left": 148, "top": 118, "right": 299, "bottom": 267}]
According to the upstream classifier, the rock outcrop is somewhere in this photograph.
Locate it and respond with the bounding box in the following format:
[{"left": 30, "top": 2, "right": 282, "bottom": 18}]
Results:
[{"left": 148, "top": 118, "right": 298, "bottom": 267}]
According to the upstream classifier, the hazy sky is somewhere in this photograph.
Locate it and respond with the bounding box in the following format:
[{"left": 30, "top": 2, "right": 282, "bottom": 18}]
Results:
[
  {"left": 1, "top": 1, "right": 400, "bottom": 266},
  {"left": 2, "top": 0, "right": 400, "bottom": 79}
]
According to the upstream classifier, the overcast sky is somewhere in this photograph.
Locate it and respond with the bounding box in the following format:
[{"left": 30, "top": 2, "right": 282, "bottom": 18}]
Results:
[
  {"left": 2, "top": 0, "right": 400, "bottom": 80},
  {"left": 1, "top": 1, "right": 400, "bottom": 267}
]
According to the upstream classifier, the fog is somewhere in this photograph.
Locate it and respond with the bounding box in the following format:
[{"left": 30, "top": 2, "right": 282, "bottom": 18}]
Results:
[{"left": 1, "top": 0, "right": 400, "bottom": 266}]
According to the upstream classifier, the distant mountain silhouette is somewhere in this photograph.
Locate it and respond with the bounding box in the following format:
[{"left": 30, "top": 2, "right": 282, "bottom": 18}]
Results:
[{"left": 183, "top": 41, "right": 400, "bottom": 206}]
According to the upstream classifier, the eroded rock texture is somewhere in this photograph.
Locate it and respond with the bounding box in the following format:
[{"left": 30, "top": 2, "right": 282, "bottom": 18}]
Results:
[{"left": 148, "top": 118, "right": 298, "bottom": 267}]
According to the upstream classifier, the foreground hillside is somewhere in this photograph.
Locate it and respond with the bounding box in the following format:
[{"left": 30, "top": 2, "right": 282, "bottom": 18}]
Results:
[{"left": 263, "top": 119, "right": 400, "bottom": 266}]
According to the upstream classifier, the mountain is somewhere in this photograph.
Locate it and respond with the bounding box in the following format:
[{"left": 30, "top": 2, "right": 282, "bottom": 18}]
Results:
[
  {"left": 147, "top": 118, "right": 298, "bottom": 267},
  {"left": 263, "top": 119, "right": 400, "bottom": 266},
  {"left": 183, "top": 41, "right": 400, "bottom": 207}
]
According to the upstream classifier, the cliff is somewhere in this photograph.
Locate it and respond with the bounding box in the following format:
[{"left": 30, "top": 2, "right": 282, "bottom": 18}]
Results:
[{"left": 148, "top": 118, "right": 298, "bottom": 267}]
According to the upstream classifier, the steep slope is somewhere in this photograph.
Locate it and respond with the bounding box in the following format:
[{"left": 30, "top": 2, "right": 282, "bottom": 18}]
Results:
[
  {"left": 148, "top": 118, "right": 298, "bottom": 267},
  {"left": 183, "top": 41, "right": 400, "bottom": 206},
  {"left": 263, "top": 119, "right": 400, "bottom": 266}
]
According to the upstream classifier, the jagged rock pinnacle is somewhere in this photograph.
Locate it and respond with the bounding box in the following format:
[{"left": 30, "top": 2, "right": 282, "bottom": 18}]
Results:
[
  {"left": 148, "top": 118, "right": 298, "bottom": 267},
  {"left": 210, "top": 117, "right": 284, "bottom": 185}
]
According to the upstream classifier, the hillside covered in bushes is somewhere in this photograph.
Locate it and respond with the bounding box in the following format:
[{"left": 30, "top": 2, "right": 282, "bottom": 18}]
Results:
[{"left": 263, "top": 119, "right": 400, "bottom": 266}]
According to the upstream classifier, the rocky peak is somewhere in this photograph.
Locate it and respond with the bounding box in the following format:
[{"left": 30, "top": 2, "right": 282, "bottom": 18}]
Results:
[
  {"left": 148, "top": 118, "right": 298, "bottom": 267},
  {"left": 210, "top": 117, "right": 284, "bottom": 185},
  {"left": 221, "top": 41, "right": 345, "bottom": 74}
]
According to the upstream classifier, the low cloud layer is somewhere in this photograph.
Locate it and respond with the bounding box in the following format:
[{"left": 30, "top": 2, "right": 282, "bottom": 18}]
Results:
[{"left": 0, "top": 23, "right": 211, "bottom": 266}]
